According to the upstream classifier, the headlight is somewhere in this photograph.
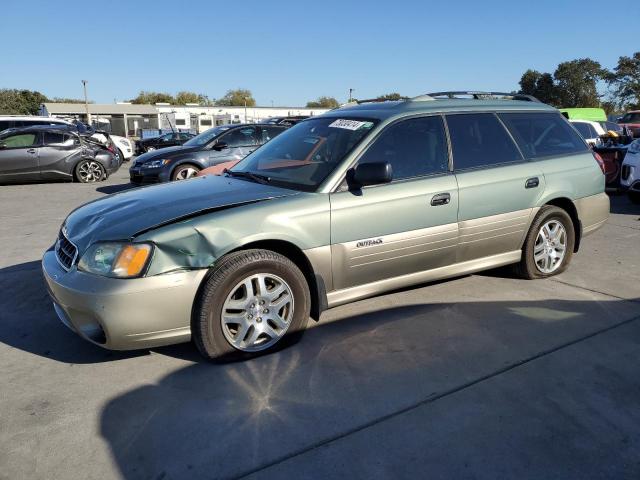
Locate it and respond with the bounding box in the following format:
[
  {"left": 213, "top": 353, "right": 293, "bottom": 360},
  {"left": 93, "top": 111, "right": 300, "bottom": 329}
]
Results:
[
  {"left": 144, "top": 159, "right": 170, "bottom": 168},
  {"left": 78, "top": 242, "right": 153, "bottom": 278},
  {"left": 628, "top": 140, "right": 640, "bottom": 154}
]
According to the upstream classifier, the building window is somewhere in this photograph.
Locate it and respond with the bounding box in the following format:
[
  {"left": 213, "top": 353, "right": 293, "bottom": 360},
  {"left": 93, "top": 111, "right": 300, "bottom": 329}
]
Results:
[{"left": 175, "top": 119, "right": 186, "bottom": 126}]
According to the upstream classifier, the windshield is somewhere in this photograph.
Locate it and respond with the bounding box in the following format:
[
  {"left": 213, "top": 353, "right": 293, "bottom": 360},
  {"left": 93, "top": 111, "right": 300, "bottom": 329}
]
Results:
[
  {"left": 184, "top": 126, "right": 231, "bottom": 146},
  {"left": 620, "top": 113, "right": 640, "bottom": 123},
  {"left": 230, "top": 117, "right": 377, "bottom": 191},
  {"left": 601, "top": 121, "right": 623, "bottom": 132}
]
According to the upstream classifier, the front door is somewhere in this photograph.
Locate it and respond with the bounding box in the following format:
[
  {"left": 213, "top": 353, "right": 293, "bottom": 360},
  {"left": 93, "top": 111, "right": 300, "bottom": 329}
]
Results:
[
  {"left": 0, "top": 131, "right": 41, "bottom": 182},
  {"left": 330, "top": 115, "right": 459, "bottom": 290},
  {"left": 446, "top": 113, "right": 545, "bottom": 262},
  {"left": 207, "top": 126, "right": 261, "bottom": 167}
]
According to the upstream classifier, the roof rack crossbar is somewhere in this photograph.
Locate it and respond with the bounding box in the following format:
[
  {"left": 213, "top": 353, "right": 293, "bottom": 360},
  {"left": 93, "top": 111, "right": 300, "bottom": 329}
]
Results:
[{"left": 419, "top": 91, "right": 541, "bottom": 102}]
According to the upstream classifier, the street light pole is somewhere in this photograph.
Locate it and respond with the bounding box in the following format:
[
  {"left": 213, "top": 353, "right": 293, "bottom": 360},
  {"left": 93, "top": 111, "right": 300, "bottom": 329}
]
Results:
[
  {"left": 244, "top": 97, "right": 247, "bottom": 124},
  {"left": 349, "top": 88, "right": 354, "bottom": 103},
  {"left": 81, "top": 80, "right": 91, "bottom": 125}
]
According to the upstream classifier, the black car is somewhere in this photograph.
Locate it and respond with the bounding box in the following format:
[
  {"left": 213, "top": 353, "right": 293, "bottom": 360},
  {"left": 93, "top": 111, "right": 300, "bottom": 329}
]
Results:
[
  {"left": 135, "top": 131, "right": 195, "bottom": 154},
  {"left": 261, "top": 115, "right": 309, "bottom": 126},
  {"left": 0, "top": 125, "right": 120, "bottom": 184},
  {"left": 129, "top": 124, "right": 287, "bottom": 183}
]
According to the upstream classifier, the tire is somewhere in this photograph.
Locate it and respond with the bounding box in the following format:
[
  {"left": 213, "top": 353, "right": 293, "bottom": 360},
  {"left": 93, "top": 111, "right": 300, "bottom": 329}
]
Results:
[
  {"left": 172, "top": 164, "right": 200, "bottom": 181},
  {"left": 75, "top": 159, "right": 106, "bottom": 183},
  {"left": 629, "top": 192, "right": 640, "bottom": 205},
  {"left": 193, "top": 249, "right": 311, "bottom": 362},
  {"left": 117, "top": 149, "right": 127, "bottom": 162},
  {"left": 513, "top": 205, "right": 575, "bottom": 279}
]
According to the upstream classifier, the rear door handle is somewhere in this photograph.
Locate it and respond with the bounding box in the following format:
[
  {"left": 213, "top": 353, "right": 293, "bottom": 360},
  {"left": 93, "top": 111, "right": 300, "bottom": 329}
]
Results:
[
  {"left": 27, "top": 149, "right": 37, "bottom": 154},
  {"left": 431, "top": 193, "right": 451, "bottom": 206},
  {"left": 525, "top": 177, "right": 539, "bottom": 189}
]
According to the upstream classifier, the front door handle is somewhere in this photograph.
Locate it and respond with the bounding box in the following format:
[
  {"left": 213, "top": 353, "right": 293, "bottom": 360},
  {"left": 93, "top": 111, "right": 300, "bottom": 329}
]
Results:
[
  {"left": 27, "top": 148, "right": 37, "bottom": 154},
  {"left": 525, "top": 177, "right": 539, "bottom": 189},
  {"left": 431, "top": 193, "right": 451, "bottom": 206}
]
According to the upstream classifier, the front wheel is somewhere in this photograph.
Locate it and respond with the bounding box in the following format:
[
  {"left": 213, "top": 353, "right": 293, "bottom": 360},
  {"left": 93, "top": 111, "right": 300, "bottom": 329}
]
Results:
[
  {"left": 513, "top": 205, "right": 575, "bottom": 279},
  {"left": 75, "top": 159, "right": 106, "bottom": 183},
  {"left": 172, "top": 164, "right": 200, "bottom": 181},
  {"left": 193, "top": 249, "right": 311, "bottom": 362}
]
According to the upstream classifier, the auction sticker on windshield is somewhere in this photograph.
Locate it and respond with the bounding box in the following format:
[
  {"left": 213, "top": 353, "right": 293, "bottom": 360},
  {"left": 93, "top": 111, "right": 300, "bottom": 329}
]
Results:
[{"left": 329, "top": 119, "right": 373, "bottom": 130}]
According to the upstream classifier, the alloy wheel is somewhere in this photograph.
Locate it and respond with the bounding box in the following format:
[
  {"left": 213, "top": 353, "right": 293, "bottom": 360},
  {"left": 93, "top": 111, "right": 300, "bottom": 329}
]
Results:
[
  {"left": 533, "top": 220, "right": 567, "bottom": 274},
  {"left": 78, "top": 161, "right": 104, "bottom": 183},
  {"left": 220, "top": 273, "right": 294, "bottom": 352},
  {"left": 175, "top": 167, "right": 199, "bottom": 180}
]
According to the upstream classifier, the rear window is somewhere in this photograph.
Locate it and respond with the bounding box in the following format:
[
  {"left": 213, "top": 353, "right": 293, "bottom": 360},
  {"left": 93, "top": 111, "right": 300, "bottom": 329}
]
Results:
[
  {"left": 446, "top": 113, "right": 522, "bottom": 170},
  {"left": 499, "top": 113, "right": 588, "bottom": 159}
]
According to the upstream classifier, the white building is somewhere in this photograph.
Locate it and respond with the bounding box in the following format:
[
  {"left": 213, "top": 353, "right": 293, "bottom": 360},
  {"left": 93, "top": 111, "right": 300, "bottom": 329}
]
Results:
[{"left": 40, "top": 102, "right": 330, "bottom": 138}]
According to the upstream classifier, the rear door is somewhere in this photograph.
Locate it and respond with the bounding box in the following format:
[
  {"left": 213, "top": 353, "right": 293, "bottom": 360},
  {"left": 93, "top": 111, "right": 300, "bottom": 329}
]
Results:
[
  {"left": 330, "top": 115, "right": 459, "bottom": 290},
  {"left": 447, "top": 113, "right": 545, "bottom": 262},
  {"left": 0, "top": 131, "right": 41, "bottom": 182}
]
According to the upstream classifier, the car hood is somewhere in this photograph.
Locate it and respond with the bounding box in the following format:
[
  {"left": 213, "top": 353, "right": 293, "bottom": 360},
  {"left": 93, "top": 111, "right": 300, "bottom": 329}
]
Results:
[
  {"left": 63, "top": 175, "right": 299, "bottom": 252},
  {"left": 133, "top": 145, "right": 201, "bottom": 164}
]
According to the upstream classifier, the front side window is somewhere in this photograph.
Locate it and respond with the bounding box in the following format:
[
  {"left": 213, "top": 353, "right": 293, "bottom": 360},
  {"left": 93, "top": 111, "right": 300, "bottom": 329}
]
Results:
[
  {"left": 358, "top": 116, "right": 449, "bottom": 180},
  {"left": 499, "top": 113, "right": 588, "bottom": 159},
  {"left": 232, "top": 117, "right": 377, "bottom": 191},
  {"left": 447, "top": 113, "right": 522, "bottom": 170},
  {"left": 184, "top": 126, "right": 230, "bottom": 147},
  {"left": 0, "top": 132, "right": 39, "bottom": 148},
  {"left": 221, "top": 127, "right": 259, "bottom": 147}
]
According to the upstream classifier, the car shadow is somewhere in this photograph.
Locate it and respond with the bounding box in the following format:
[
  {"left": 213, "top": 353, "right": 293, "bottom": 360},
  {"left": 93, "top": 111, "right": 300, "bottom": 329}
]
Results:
[
  {"left": 609, "top": 193, "right": 640, "bottom": 216},
  {"left": 97, "top": 296, "right": 640, "bottom": 480},
  {"left": 96, "top": 183, "right": 140, "bottom": 195}
]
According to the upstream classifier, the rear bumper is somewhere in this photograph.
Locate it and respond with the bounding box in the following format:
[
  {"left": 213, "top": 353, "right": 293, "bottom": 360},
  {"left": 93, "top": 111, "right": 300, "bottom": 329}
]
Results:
[
  {"left": 575, "top": 192, "right": 609, "bottom": 237},
  {"left": 42, "top": 249, "right": 207, "bottom": 350}
]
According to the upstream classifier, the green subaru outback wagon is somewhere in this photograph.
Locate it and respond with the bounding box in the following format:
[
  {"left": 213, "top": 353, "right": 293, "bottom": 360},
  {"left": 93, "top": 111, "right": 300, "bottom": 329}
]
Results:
[{"left": 43, "top": 91, "right": 609, "bottom": 361}]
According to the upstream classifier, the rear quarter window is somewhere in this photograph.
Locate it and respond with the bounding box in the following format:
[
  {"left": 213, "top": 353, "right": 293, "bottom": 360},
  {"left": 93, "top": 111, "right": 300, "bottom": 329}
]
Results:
[
  {"left": 499, "top": 113, "right": 588, "bottom": 159},
  {"left": 446, "top": 113, "right": 522, "bottom": 170}
]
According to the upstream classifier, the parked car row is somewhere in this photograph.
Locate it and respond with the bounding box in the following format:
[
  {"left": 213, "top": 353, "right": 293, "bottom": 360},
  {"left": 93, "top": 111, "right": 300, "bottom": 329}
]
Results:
[{"left": 43, "top": 92, "right": 610, "bottom": 361}]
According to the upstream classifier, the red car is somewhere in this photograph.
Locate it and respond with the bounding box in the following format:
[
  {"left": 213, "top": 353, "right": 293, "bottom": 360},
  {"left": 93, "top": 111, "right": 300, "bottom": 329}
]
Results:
[{"left": 618, "top": 111, "right": 640, "bottom": 138}]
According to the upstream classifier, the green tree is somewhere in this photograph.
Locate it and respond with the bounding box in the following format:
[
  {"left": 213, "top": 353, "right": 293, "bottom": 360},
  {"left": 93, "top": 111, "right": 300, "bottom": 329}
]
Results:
[
  {"left": 606, "top": 51, "right": 640, "bottom": 110},
  {"left": 0, "top": 89, "right": 48, "bottom": 115},
  {"left": 130, "top": 91, "right": 175, "bottom": 104},
  {"left": 49, "top": 97, "right": 92, "bottom": 103},
  {"left": 553, "top": 58, "right": 604, "bottom": 107},
  {"left": 375, "top": 92, "right": 405, "bottom": 101},
  {"left": 306, "top": 96, "right": 340, "bottom": 108},
  {"left": 518, "top": 70, "right": 559, "bottom": 105},
  {"left": 215, "top": 89, "right": 256, "bottom": 106},
  {"left": 175, "top": 91, "right": 207, "bottom": 105}
]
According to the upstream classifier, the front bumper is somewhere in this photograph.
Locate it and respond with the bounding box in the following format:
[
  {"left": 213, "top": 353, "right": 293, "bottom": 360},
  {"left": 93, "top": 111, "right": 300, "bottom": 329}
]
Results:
[
  {"left": 129, "top": 165, "right": 170, "bottom": 184},
  {"left": 42, "top": 249, "right": 207, "bottom": 350}
]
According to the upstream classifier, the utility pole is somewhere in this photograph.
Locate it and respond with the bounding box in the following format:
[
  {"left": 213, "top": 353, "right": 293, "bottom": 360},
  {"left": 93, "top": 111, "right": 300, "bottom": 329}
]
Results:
[
  {"left": 244, "top": 97, "right": 248, "bottom": 124},
  {"left": 349, "top": 88, "right": 354, "bottom": 102},
  {"left": 81, "top": 80, "right": 91, "bottom": 125}
]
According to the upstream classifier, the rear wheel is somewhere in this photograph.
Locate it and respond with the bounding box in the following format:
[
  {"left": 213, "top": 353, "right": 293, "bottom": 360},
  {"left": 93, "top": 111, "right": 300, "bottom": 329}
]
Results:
[
  {"left": 193, "top": 249, "right": 310, "bottom": 362},
  {"left": 629, "top": 191, "right": 640, "bottom": 205},
  {"left": 75, "top": 160, "right": 105, "bottom": 183},
  {"left": 172, "top": 164, "right": 200, "bottom": 181},
  {"left": 513, "top": 205, "right": 575, "bottom": 279}
]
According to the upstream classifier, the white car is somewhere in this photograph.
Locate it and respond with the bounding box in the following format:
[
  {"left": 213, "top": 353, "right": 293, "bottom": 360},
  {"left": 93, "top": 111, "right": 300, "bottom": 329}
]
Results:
[
  {"left": 0, "top": 115, "right": 133, "bottom": 161},
  {"left": 569, "top": 119, "right": 606, "bottom": 147},
  {"left": 621, "top": 139, "right": 640, "bottom": 204}
]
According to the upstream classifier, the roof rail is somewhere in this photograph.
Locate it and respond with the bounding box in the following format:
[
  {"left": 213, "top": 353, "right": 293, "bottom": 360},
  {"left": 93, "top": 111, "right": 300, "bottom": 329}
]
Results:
[{"left": 420, "top": 91, "right": 541, "bottom": 102}]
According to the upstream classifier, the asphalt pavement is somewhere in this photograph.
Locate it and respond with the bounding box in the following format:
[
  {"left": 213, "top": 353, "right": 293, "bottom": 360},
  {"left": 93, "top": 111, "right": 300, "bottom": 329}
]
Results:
[{"left": 1, "top": 168, "right": 639, "bottom": 480}]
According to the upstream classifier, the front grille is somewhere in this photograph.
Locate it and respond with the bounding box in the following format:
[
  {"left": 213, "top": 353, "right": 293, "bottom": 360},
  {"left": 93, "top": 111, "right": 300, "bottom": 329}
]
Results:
[
  {"left": 55, "top": 229, "right": 78, "bottom": 271},
  {"left": 621, "top": 165, "right": 631, "bottom": 181}
]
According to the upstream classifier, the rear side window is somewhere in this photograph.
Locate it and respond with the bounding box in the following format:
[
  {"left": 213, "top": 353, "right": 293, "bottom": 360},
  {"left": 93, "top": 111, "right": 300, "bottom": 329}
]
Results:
[
  {"left": 446, "top": 113, "right": 522, "bottom": 170},
  {"left": 572, "top": 122, "right": 594, "bottom": 139},
  {"left": 358, "top": 116, "right": 449, "bottom": 180},
  {"left": 43, "top": 132, "right": 67, "bottom": 145},
  {"left": 261, "top": 126, "right": 285, "bottom": 143},
  {"left": 0, "top": 120, "right": 13, "bottom": 131},
  {"left": 499, "top": 113, "right": 588, "bottom": 159}
]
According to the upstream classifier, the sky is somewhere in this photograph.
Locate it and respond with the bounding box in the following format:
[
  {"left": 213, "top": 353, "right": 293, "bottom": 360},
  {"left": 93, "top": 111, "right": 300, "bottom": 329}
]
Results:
[{"left": 1, "top": 0, "right": 638, "bottom": 107}]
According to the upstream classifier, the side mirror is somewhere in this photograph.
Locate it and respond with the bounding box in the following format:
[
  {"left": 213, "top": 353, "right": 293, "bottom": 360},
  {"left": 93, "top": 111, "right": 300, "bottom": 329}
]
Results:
[
  {"left": 213, "top": 141, "right": 229, "bottom": 151},
  {"left": 351, "top": 161, "right": 393, "bottom": 187}
]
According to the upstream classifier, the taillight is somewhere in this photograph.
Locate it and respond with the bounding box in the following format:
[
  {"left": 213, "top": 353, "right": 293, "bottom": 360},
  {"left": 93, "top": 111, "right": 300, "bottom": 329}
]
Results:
[
  {"left": 107, "top": 144, "right": 115, "bottom": 153},
  {"left": 593, "top": 152, "right": 606, "bottom": 174}
]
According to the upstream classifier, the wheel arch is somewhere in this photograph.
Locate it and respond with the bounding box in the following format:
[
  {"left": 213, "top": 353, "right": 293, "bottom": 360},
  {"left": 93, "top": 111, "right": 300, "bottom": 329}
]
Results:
[{"left": 543, "top": 197, "right": 582, "bottom": 252}]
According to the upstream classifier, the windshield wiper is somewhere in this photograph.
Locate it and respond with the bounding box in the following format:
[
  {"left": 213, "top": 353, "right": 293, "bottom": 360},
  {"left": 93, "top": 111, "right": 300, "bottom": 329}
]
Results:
[{"left": 224, "top": 169, "right": 271, "bottom": 185}]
